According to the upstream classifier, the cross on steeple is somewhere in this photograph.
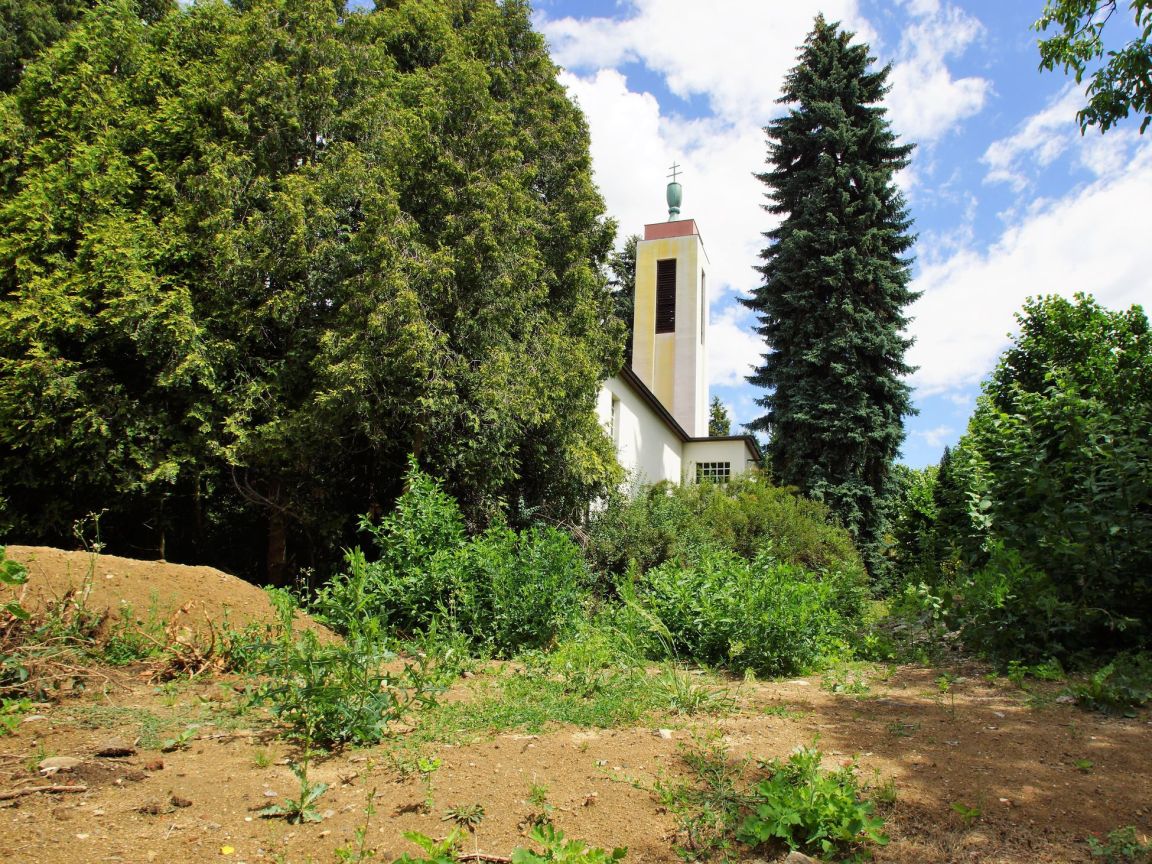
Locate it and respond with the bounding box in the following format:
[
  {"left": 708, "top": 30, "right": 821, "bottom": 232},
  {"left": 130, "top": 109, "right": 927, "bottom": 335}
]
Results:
[{"left": 667, "top": 162, "right": 682, "bottom": 183}]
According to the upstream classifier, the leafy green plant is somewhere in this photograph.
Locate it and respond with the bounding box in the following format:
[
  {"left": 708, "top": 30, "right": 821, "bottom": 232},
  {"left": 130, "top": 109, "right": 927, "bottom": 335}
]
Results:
[
  {"left": 254, "top": 590, "right": 436, "bottom": 748},
  {"left": 1071, "top": 654, "right": 1152, "bottom": 715},
  {"left": 950, "top": 802, "right": 981, "bottom": 826},
  {"left": 653, "top": 668, "right": 734, "bottom": 716},
  {"left": 1087, "top": 826, "right": 1152, "bottom": 863},
  {"left": 737, "top": 746, "right": 889, "bottom": 861},
  {"left": 0, "top": 697, "right": 31, "bottom": 736},
  {"left": 511, "top": 824, "right": 627, "bottom": 863},
  {"left": 160, "top": 724, "right": 199, "bottom": 752},
  {"left": 259, "top": 761, "right": 329, "bottom": 825},
  {"left": 638, "top": 546, "right": 865, "bottom": 676},
  {"left": 336, "top": 788, "right": 379, "bottom": 864}
]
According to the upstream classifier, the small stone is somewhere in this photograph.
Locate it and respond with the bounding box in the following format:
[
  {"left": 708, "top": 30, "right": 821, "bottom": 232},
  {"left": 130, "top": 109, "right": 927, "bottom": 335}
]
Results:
[
  {"left": 1055, "top": 695, "right": 1076, "bottom": 704},
  {"left": 170, "top": 795, "right": 193, "bottom": 808},
  {"left": 95, "top": 741, "right": 136, "bottom": 758},
  {"left": 124, "top": 770, "right": 148, "bottom": 782},
  {"left": 39, "top": 756, "right": 83, "bottom": 775},
  {"left": 139, "top": 802, "right": 166, "bottom": 816},
  {"left": 656, "top": 729, "right": 674, "bottom": 740},
  {"left": 784, "top": 851, "right": 822, "bottom": 863},
  {"left": 21, "top": 714, "right": 48, "bottom": 723},
  {"left": 144, "top": 759, "right": 164, "bottom": 772}
]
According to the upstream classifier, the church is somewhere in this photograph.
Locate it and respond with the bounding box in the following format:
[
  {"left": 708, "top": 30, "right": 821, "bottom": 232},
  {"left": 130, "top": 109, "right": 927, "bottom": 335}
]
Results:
[{"left": 596, "top": 175, "right": 762, "bottom": 485}]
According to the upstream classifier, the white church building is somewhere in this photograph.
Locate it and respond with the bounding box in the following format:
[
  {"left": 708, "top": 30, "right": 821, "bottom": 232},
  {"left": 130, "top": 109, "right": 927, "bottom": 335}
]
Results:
[{"left": 597, "top": 177, "right": 762, "bottom": 485}]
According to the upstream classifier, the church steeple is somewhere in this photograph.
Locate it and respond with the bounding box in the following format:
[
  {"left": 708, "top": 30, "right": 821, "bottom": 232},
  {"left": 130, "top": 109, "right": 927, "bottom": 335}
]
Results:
[{"left": 630, "top": 166, "right": 710, "bottom": 437}]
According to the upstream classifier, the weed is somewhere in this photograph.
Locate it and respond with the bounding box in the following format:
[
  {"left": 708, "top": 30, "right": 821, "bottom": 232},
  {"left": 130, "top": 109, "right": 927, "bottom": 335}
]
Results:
[
  {"left": 1074, "top": 758, "right": 1094, "bottom": 774},
  {"left": 1087, "top": 826, "right": 1152, "bottom": 863},
  {"left": 0, "top": 697, "right": 31, "bottom": 735},
  {"left": 1071, "top": 654, "right": 1152, "bottom": 715},
  {"left": 654, "top": 668, "right": 734, "bottom": 716},
  {"left": 886, "top": 720, "right": 919, "bottom": 737},
  {"left": 523, "top": 781, "right": 555, "bottom": 828},
  {"left": 869, "top": 772, "right": 898, "bottom": 807},
  {"left": 335, "top": 788, "right": 378, "bottom": 863},
  {"left": 417, "top": 755, "right": 440, "bottom": 812},
  {"left": 443, "top": 801, "right": 485, "bottom": 829},
  {"left": 259, "top": 761, "right": 328, "bottom": 824},
  {"left": 252, "top": 748, "right": 272, "bottom": 769},
  {"left": 253, "top": 590, "right": 438, "bottom": 748},
  {"left": 762, "top": 703, "right": 801, "bottom": 719},
  {"left": 161, "top": 724, "right": 199, "bottom": 752},
  {"left": 391, "top": 825, "right": 627, "bottom": 864},
  {"left": 950, "top": 801, "right": 981, "bottom": 826},
  {"left": 737, "top": 746, "right": 889, "bottom": 861},
  {"left": 821, "top": 664, "right": 871, "bottom": 696}
]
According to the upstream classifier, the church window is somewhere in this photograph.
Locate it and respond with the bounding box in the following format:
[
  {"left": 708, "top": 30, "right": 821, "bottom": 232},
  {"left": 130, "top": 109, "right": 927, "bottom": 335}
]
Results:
[
  {"left": 696, "top": 461, "right": 731, "bottom": 483},
  {"left": 655, "top": 259, "right": 676, "bottom": 333}
]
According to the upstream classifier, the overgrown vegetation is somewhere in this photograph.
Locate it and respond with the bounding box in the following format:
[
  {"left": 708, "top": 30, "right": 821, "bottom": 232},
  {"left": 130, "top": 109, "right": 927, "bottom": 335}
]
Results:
[
  {"left": 880, "top": 295, "right": 1152, "bottom": 681},
  {"left": 655, "top": 734, "right": 889, "bottom": 862}
]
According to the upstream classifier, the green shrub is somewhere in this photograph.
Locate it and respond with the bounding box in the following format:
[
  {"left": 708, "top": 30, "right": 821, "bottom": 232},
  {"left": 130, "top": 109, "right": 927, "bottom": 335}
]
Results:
[
  {"left": 1088, "top": 826, "right": 1152, "bottom": 863},
  {"left": 637, "top": 546, "right": 866, "bottom": 676},
  {"left": 584, "top": 476, "right": 861, "bottom": 582},
  {"left": 254, "top": 589, "right": 436, "bottom": 748},
  {"left": 314, "top": 461, "right": 590, "bottom": 656},
  {"left": 738, "top": 745, "right": 888, "bottom": 861},
  {"left": 1071, "top": 654, "right": 1152, "bottom": 714}
]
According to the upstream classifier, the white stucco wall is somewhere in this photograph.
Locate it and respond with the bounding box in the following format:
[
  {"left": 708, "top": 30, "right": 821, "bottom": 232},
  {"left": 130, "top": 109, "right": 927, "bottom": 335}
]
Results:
[
  {"left": 598, "top": 376, "right": 683, "bottom": 485},
  {"left": 682, "top": 438, "right": 759, "bottom": 481}
]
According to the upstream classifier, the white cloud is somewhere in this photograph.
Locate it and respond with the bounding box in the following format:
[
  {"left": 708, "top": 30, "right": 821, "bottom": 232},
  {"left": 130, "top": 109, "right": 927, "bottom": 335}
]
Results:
[
  {"left": 908, "top": 142, "right": 1152, "bottom": 397},
  {"left": 541, "top": 1, "right": 867, "bottom": 124},
  {"left": 913, "top": 425, "right": 954, "bottom": 448},
  {"left": 708, "top": 302, "right": 763, "bottom": 389},
  {"left": 982, "top": 86, "right": 1083, "bottom": 189},
  {"left": 885, "top": 2, "right": 991, "bottom": 143}
]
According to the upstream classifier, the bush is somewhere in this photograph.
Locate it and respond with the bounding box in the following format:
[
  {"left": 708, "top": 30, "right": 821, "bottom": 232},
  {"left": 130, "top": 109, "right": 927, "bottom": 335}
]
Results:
[
  {"left": 585, "top": 476, "right": 861, "bottom": 582},
  {"left": 636, "top": 546, "right": 867, "bottom": 676},
  {"left": 314, "top": 461, "right": 590, "bottom": 656},
  {"left": 737, "top": 745, "right": 888, "bottom": 861}
]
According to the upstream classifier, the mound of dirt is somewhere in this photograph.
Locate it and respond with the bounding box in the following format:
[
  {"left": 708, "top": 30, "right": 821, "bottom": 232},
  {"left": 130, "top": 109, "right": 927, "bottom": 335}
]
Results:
[{"left": 3, "top": 545, "right": 331, "bottom": 639}]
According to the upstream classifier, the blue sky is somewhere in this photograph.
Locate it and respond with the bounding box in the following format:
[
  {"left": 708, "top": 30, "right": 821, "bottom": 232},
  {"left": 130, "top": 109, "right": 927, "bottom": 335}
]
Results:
[{"left": 532, "top": 0, "right": 1152, "bottom": 467}]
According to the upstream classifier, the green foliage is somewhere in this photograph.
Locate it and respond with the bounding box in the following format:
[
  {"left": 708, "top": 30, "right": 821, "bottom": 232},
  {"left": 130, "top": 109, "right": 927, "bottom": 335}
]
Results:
[
  {"left": 511, "top": 824, "right": 627, "bottom": 864},
  {"left": 584, "top": 475, "right": 861, "bottom": 581},
  {"left": 0, "top": 696, "right": 30, "bottom": 735},
  {"left": 737, "top": 746, "right": 888, "bottom": 861},
  {"left": 258, "top": 760, "right": 329, "bottom": 824},
  {"left": 254, "top": 589, "right": 436, "bottom": 748},
  {"left": 1088, "top": 826, "right": 1152, "bottom": 863},
  {"left": 0, "top": 0, "right": 621, "bottom": 579},
  {"left": 1070, "top": 653, "right": 1152, "bottom": 714},
  {"left": 1035, "top": 0, "right": 1152, "bottom": 133},
  {"left": 638, "top": 546, "right": 866, "bottom": 677},
  {"left": 657, "top": 735, "right": 887, "bottom": 863},
  {"left": 315, "top": 461, "right": 589, "bottom": 656},
  {"left": 391, "top": 827, "right": 626, "bottom": 864},
  {"left": 938, "top": 295, "right": 1152, "bottom": 659},
  {"left": 742, "top": 15, "right": 917, "bottom": 567},
  {"left": 708, "top": 396, "right": 731, "bottom": 437}
]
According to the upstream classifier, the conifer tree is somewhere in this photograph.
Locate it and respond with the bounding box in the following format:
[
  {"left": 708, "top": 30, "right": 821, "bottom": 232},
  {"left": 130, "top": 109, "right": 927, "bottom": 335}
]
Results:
[{"left": 742, "top": 16, "right": 916, "bottom": 563}]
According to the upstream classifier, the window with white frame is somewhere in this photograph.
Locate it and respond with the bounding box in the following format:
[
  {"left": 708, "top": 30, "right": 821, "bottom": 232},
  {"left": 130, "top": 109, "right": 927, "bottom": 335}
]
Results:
[{"left": 695, "top": 461, "right": 731, "bottom": 483}]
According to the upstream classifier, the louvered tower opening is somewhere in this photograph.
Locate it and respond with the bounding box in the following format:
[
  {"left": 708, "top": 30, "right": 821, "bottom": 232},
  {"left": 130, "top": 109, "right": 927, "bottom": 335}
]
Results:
[{"left": 655, "top": 258, "right": 676, "bottom": 333}]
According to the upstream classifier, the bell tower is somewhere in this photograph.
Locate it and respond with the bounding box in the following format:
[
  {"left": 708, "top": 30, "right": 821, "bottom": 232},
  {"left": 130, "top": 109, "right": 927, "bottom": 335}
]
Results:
[{"left": 631, "top": 165, "right": 710, "bottom": 437}]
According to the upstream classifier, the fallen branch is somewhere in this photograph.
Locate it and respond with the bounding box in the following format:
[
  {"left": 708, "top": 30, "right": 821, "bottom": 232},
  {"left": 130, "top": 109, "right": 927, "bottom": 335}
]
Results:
[
  {"left": 456, "top": 855, "right": 512, "bottom": 863},
  {"left": 0, "top": 784, "right": 88, "bottom": 801}
]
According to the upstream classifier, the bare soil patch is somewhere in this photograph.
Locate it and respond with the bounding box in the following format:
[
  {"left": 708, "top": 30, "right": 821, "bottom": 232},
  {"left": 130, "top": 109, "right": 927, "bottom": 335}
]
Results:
[{"left": 1, "top": 551, "right": 1149, "bottom": 864}]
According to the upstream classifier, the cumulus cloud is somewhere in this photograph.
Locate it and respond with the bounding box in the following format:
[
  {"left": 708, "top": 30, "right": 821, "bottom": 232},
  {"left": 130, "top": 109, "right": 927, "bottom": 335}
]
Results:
[
  {"left": 913, "top": 425, "right": 955, "bottom": 448},
  {"left": 541, "top": 1, "right": 866, "bottom": 124},
  {"left": 885, "top": 1, "right": 991, "bottom": 143},
  {"left": 708, "top": 302, "right": 763, "bottom": 389},
  {"left": 908, "top": 142, "right": 1152, "bottom": 396}
]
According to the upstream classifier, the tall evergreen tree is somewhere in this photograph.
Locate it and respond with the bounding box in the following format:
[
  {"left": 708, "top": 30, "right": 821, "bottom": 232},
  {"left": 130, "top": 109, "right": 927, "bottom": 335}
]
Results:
[{"left": 742, "top": 15, "right": 916, "bottom": 563}]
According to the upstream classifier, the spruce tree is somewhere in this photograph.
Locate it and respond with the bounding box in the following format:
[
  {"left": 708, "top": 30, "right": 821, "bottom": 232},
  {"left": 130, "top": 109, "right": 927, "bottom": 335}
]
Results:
[{"left": 742, "top": 15, "right": 916, "bottom": 563}]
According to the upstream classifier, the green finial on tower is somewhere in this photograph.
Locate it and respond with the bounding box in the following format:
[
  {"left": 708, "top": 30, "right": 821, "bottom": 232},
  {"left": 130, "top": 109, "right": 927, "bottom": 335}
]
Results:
[{"left": 666, "top": 162, "right": 682, "bottom": 220}]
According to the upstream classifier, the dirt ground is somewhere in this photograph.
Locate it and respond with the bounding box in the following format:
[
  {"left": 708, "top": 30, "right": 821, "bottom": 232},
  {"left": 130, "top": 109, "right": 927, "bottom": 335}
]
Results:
[{"left": 1, "top": 549, "right": 1149, "bottom": 864}]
